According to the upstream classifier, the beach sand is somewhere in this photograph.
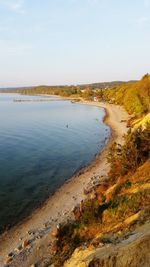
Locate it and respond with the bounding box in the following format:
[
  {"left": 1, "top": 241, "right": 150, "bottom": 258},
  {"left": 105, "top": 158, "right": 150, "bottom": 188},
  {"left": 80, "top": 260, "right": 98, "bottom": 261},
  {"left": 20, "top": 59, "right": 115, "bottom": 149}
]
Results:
[{"left": 0, "top": 102, "right": 129, "bottom": 267}]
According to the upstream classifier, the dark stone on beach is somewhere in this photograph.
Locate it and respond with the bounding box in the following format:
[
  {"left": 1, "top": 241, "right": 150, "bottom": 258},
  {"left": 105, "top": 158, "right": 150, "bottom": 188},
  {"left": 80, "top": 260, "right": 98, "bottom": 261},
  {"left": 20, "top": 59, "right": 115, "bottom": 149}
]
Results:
[
  {"left": 73, "top": 205, "right": 82, "bottom": 220},
  {"left": 7, "top": 252, "right": 14, "bottom": 257},
  {"left": 28, "top": 230, "right": 35, "bottom": 235},
  {"left": 83, "top": 188, "right": 88, "bottom": 195},
  {"left": 36, "top": 235, "right": 42, "bottom": 239},
  {"left": 14, "top": 244, "right": 22, "bottom": 252},
  {"left": 43, "top": 222, "right": 49, "bottom": 228},
  {"left": 28, "top": 230, "right": 32, "bottom": 235}
]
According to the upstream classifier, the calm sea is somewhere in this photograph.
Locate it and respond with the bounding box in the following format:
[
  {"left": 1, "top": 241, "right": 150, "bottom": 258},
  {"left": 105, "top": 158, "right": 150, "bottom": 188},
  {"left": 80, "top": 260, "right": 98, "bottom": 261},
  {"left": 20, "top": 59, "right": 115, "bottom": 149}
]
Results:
[{"left": 0, "top": 93, "right": 110, "bottom": 232}]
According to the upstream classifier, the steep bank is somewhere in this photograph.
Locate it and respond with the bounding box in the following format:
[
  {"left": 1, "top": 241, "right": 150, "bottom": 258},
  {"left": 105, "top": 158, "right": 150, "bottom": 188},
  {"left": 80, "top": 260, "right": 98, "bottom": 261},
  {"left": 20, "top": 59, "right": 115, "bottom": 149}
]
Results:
[
  {"left": 0, "top": 103, "right": 129, "bottom": 267},
  {"left": 64, "top": 222, "right": 150, "bottom": 267}
]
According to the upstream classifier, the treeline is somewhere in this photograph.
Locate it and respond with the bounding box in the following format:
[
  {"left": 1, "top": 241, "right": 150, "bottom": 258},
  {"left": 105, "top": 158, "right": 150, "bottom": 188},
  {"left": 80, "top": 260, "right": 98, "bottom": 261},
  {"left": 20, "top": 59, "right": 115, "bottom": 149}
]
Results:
[
  {"left": 16, "top": 85, "right": 82, "bottom": 97},
  {"left": 101, "top": 74, "right": 150, "bottom": 117},
  {"left": 14, "top": 80, "right": 132, "bottom": 95},
  {"left": 15, "top": 80, "right": 135, "bottom": 97},
  {"left": 78, "top": 80, "right": 136, "bottom": 90},
  {"left": 16, "top": 85, "right": 96, "bottom": 100}
]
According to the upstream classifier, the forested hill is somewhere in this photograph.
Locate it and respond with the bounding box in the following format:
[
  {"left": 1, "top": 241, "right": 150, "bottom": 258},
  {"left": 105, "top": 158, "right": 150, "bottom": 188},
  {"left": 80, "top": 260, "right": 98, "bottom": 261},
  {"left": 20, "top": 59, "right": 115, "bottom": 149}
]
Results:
[
  {"left": 79, "top": 80, "right": 136, "bottom": 89},
  {"left": 102, "top": 74, "right": 150, "bottom": 117},
  {"left": 0, "top": 80, "right": 136, "bottom": 94}
]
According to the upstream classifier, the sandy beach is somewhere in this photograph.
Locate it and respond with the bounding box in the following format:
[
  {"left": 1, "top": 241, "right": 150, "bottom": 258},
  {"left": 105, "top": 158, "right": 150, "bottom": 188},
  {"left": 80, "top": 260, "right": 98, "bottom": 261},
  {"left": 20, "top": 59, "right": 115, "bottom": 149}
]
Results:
[{"left": 0, "top": 101, "right": 129, "bottom": 267}]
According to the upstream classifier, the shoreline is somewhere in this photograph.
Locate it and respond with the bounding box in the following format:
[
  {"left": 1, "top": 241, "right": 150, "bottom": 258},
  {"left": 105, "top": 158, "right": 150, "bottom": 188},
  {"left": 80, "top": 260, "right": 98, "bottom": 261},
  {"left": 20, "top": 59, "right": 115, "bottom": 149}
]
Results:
[
  {"left": 0, "top": 99, "right": 110, "bottom": 234},
  {"left": 0, "top": 101, "right": 129, "bottom": 267}
]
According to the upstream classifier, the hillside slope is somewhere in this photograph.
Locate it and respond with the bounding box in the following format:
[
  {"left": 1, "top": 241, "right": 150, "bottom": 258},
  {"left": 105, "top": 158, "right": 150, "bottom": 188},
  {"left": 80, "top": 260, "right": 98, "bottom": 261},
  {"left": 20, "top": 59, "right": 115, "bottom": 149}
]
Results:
[
  {"left": 64, "top": 223, "right": 150, "bottom": 267},
  {"left": 102, "top": 74, "right": 150, "bottom": 117}
]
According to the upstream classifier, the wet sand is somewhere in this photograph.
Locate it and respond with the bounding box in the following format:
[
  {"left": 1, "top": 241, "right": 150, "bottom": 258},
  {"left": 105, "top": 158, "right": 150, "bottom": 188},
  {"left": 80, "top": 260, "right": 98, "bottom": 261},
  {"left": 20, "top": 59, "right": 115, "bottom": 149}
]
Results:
[{"left": 0, "top": 101, "right": 129, "bottom": 267}]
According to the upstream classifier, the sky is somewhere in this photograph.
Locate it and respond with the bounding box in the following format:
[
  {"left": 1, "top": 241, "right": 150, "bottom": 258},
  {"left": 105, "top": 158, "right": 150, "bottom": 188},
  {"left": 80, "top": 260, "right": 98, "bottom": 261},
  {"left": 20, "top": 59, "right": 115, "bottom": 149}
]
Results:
[{"left": 0, "top": 0, "right": 150, "bottom": 87}]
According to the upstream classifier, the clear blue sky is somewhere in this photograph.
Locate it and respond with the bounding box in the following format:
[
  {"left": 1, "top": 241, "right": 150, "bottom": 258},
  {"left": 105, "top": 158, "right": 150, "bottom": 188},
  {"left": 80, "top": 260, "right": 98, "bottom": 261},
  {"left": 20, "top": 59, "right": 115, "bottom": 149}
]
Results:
[{"left": 0, "top": 0, "right": 150, "bottom": 87}]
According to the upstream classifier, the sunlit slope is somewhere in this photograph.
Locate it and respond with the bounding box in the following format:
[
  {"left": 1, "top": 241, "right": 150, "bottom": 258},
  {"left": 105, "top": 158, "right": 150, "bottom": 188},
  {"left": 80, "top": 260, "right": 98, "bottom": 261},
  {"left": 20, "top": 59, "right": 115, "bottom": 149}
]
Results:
[{"left": 103, "top": 74, "right": 150, "bottom": 117}]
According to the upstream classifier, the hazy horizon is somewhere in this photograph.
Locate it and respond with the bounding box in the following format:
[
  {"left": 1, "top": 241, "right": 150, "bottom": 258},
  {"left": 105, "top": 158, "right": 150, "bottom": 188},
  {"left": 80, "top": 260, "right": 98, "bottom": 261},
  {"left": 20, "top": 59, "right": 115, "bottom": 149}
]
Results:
[
  {"left": 0, "top": 78, "right": 138, "bottom": 89},
  {"left": 0, "top": 0, "right": 150, "bottom": 87}
]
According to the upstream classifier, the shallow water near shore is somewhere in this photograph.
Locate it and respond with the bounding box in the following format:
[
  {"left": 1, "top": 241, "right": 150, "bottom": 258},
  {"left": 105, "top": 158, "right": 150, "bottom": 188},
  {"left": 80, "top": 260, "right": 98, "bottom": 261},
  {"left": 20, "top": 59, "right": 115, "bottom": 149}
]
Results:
[{"left": 0, "top": 93, "right": 110, "bottom": 233}]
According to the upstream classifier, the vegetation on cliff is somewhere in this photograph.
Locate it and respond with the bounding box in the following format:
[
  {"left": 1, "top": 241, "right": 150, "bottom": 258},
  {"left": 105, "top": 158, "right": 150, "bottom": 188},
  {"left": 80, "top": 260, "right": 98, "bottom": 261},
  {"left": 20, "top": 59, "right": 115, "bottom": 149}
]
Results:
[{"left": 101, "top": 74, "right": 150, "bottom": 117}]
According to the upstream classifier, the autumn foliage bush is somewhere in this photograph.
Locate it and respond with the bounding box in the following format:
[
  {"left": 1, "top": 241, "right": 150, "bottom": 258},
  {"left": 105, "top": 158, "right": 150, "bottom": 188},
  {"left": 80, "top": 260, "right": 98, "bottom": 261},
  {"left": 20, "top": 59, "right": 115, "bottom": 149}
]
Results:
[{"left": 108, "top": 123, "right": 150, "bottom": 179}]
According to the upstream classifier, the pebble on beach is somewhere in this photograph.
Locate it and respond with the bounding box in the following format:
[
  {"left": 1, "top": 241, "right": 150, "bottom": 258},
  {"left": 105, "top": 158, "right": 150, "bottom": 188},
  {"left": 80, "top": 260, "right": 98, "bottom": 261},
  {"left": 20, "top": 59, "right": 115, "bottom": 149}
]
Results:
[
  {"left": 14, "top": 244, "right": 22, "bottom": 253},
  {"left": 7, "top": 252, "right": 14, "bottom": 257},
  {"left": 22, "top": 239, "right": 30, "bottom": 248}
]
